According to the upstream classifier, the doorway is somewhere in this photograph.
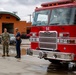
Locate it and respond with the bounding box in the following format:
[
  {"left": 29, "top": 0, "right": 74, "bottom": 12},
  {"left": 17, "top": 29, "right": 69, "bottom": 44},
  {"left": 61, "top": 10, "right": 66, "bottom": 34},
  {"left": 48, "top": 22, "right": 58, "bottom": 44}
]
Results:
[
  {"left": 2, "top": 23, "right": 14, "bottom": 33},
  {"left": 26, "top": 27, "right": 31, "bottom": 34}
]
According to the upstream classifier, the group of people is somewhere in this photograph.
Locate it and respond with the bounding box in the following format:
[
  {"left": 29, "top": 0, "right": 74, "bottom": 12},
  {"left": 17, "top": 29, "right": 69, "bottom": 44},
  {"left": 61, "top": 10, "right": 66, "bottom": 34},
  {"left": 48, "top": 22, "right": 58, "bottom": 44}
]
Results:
[{"left": 1, "top": 28, "right": 21, "bottom": 59}]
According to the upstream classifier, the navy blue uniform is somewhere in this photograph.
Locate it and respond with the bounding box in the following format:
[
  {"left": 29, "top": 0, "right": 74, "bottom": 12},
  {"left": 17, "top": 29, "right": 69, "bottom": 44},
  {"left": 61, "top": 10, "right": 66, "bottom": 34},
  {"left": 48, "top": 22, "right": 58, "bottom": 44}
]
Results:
[{"left": 16, "top": 32, "right": 21, "bottom": 58}]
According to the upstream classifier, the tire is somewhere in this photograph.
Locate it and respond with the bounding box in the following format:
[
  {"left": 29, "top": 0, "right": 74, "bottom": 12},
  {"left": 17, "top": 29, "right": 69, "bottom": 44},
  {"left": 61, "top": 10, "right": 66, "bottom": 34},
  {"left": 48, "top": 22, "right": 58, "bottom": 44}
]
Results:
[{"left": 68, "top": 62, "right": 76, "bottom": 71}]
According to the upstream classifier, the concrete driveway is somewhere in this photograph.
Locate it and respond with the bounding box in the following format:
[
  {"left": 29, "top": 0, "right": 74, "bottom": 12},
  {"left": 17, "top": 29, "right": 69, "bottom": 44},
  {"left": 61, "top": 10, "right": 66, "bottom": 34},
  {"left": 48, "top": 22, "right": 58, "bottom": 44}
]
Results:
[{"left": 0, "top": 39, "right": 76, "bottom": 75}]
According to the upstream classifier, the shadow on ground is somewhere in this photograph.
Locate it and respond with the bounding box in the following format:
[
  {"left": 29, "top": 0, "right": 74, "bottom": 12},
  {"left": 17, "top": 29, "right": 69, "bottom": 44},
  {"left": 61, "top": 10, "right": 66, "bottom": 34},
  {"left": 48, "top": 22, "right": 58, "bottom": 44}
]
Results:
[{"left": 47, "top": 63, "right": 76, "bottom": 75}]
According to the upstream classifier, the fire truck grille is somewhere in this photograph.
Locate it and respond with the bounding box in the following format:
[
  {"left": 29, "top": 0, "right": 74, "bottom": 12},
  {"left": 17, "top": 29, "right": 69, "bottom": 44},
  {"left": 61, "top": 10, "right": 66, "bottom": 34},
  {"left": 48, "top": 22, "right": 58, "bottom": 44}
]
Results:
[{"left": 39, "top": 31, "right": 57, "bottom": 50}]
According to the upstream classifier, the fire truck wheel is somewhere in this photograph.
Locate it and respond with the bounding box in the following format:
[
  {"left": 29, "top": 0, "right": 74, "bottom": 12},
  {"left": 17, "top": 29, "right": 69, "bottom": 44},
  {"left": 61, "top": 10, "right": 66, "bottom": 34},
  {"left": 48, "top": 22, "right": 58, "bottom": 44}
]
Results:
[{"left": 68, "top": 62, "right": 76, "bottom": 71}]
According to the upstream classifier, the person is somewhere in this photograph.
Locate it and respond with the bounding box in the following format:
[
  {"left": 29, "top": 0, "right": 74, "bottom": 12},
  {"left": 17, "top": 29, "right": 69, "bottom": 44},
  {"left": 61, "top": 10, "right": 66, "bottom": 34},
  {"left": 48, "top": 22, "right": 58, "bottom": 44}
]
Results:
[
  {"left": 15, "top": 28, "right": 21, "bottom": 59},
  {"left": 1, "top": 28, "right": 10, "bottom": 57}
]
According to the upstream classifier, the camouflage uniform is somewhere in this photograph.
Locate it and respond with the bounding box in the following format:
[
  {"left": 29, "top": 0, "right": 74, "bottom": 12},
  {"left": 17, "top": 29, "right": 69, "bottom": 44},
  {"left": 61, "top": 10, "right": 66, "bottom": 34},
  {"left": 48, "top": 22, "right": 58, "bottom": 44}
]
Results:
[{"left": 2, "top": 32, "right": 10, "bottom": 56}]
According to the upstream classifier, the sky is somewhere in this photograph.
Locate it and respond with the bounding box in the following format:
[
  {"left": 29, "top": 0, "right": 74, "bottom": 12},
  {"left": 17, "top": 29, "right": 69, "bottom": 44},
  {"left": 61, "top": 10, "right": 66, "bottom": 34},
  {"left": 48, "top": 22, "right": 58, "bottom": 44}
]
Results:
[{"left": 0, "top": 0, "right": 57, "bottom": 22}]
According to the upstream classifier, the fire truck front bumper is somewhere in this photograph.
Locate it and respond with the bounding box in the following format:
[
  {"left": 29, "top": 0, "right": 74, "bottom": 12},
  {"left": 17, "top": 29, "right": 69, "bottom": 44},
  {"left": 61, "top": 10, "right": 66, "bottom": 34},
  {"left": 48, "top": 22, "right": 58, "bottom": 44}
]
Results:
[{"left": 26, "top": 48, "right": 74, "bottom": 61}]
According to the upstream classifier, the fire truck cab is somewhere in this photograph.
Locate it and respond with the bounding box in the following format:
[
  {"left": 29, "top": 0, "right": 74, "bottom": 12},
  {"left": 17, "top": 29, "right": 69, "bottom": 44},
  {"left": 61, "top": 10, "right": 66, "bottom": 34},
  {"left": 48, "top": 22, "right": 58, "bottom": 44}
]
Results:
[{"left": 27, "top": 0, "right": 76, "bottom": 69}]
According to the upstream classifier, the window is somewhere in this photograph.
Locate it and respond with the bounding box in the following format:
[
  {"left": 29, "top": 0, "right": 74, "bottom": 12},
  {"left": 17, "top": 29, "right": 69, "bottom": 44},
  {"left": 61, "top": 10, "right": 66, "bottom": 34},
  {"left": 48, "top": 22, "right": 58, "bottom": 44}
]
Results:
[
  {"left": 0, "top": 15, "right": 2, "bottom": 19},
  {"left": 6, "top": 16, "right": 10, "bottom": 19},
  {"left": 74, "top": 10, "right": 76, "bottom": 24},
  {"left": 50, "top": 7, "right": 73, "bottom": 25},
  {"left": 32, "top": 10, "right": 50, "bottom": 26}
]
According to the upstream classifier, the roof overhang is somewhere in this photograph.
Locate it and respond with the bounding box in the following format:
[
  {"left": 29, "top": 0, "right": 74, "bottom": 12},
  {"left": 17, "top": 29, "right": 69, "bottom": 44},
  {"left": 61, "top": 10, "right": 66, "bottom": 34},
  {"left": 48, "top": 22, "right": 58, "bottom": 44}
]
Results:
[{"left": 0, "top": 11, "right": 20, "bottom": 20}]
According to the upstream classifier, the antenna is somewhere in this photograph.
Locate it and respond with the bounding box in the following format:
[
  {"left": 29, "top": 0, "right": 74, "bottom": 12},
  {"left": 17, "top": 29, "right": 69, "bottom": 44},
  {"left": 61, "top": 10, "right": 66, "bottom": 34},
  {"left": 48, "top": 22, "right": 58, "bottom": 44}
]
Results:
[{"left": 13, "top": 11, "right": 17, "bottom": 14}]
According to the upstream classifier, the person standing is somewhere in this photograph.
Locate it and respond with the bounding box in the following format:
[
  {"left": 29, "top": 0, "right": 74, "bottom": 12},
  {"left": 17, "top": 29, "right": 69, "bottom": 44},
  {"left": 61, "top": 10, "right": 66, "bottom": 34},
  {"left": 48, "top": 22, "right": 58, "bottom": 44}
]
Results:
[
  {"left": 15, "top": 28, "right": 21, "bottom": 59},
  {"left": 2, "top": 28, "right": 10, "bottom": 57}
]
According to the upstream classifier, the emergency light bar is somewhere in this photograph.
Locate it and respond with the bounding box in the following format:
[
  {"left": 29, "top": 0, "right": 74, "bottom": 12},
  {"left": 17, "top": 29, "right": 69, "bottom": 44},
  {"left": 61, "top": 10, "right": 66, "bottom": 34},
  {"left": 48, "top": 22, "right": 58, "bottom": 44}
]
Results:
[{"left": 41, "top": 0, "right": 76, "bottom": 7}]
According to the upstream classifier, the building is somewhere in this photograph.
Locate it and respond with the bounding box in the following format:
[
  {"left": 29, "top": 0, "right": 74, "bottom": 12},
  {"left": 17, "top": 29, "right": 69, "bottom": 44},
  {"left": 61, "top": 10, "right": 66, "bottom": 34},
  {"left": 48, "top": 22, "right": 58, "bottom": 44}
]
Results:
[{"left": 0, "top": 11, "right": 31, "bottom": 34}]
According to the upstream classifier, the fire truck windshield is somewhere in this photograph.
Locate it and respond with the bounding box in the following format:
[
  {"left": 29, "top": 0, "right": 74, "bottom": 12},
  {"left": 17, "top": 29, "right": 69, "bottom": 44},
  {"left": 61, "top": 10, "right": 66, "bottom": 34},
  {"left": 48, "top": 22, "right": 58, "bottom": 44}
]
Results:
[
  {"left": 32, "top": 10, "right": 50, "bottom": 26},
  {"left": 50, "top": 7, "right": 73, "bottom": 25},
  {"left": 32, "top": 7, "right": 74, "bottom": 26}
]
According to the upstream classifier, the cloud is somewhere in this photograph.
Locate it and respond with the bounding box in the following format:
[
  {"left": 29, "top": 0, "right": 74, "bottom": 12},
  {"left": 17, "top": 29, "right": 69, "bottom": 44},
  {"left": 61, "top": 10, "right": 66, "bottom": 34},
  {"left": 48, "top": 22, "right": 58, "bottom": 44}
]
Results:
[
  {"left": 0, "top": 0, "right": 56, "bottom": 6},
  {"left": 0, "top": 0, "right": 57, "bottom": 21},
  {"left": 11, "top": 0, "right": 56, "bottom": 5},
  {"left": 0, "top": 8, "right": 6, "bottom": 11}
]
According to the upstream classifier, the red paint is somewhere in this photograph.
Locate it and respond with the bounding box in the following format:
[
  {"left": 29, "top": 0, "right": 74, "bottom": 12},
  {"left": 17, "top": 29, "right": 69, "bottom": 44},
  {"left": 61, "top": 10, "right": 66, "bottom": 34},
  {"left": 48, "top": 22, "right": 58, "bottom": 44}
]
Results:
[
  {"left": 41, "top": 0, "right": 75, "bottom": 6},
  {"left": 31, "top": 42, "right": 38, "bottom": 49},
  {"left": 36, "top": 3, "right": 76, "bottom": 11}
]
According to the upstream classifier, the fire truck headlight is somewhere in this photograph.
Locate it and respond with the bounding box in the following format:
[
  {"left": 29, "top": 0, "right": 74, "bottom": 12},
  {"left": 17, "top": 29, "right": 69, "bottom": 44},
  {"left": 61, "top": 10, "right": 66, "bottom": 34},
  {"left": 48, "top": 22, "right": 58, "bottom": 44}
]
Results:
[
  {"left": 59, "top": 33, "right": 69, "bottom": 37},
  {"left": 59, "top": 39, "right": 64, "bottom": 43},
  {"left": 32, "top": 33, "right": 36, "bottom": 36},
  {"left": 30, "top": 37, "right": 39, "bottom": 42},
  {"left": 67, "top": 39, "right": 76, "bottom": 44},
  {"left": 36, "top": 38, "right": 39, "bottom": 42},
  {"left": 59, "top": 33, "right": 63, "bottom": 37},
  {"left": 29, "top": 37, "right": 33, "bottom": 42},
  {"left": 59, "top": 39, "right": 76, "bottom": 44},
  {"left": 63, "top": 39, "right": 68, "bottom": 43},
  {"left": 59, "top": 39, "right": 68, "bottom": 44}
]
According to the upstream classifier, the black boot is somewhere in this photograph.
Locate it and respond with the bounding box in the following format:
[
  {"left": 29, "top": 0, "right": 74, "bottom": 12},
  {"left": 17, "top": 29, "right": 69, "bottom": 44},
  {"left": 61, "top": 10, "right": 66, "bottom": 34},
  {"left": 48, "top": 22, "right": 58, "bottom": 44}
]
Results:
[
  {"left": 2, "top": 55, "right": 5, "bottom": 57},
  {"left": 7, "top": 53, "right": 10, "bottom": 57}
]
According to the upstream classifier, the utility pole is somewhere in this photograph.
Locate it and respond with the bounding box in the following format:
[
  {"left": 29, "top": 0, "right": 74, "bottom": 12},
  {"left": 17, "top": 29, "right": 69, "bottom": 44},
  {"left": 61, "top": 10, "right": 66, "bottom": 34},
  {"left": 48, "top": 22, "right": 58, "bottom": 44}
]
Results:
[{"left": 28, "top": 14, "right": 32, "bottom": 22}]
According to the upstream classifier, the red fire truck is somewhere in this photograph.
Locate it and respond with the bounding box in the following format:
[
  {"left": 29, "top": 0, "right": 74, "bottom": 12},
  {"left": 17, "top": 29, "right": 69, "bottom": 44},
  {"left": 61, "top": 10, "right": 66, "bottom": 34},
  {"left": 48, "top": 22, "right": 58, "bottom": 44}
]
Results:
[{"left": 27, "top": 0, "right": 76, "bottom": 69}]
